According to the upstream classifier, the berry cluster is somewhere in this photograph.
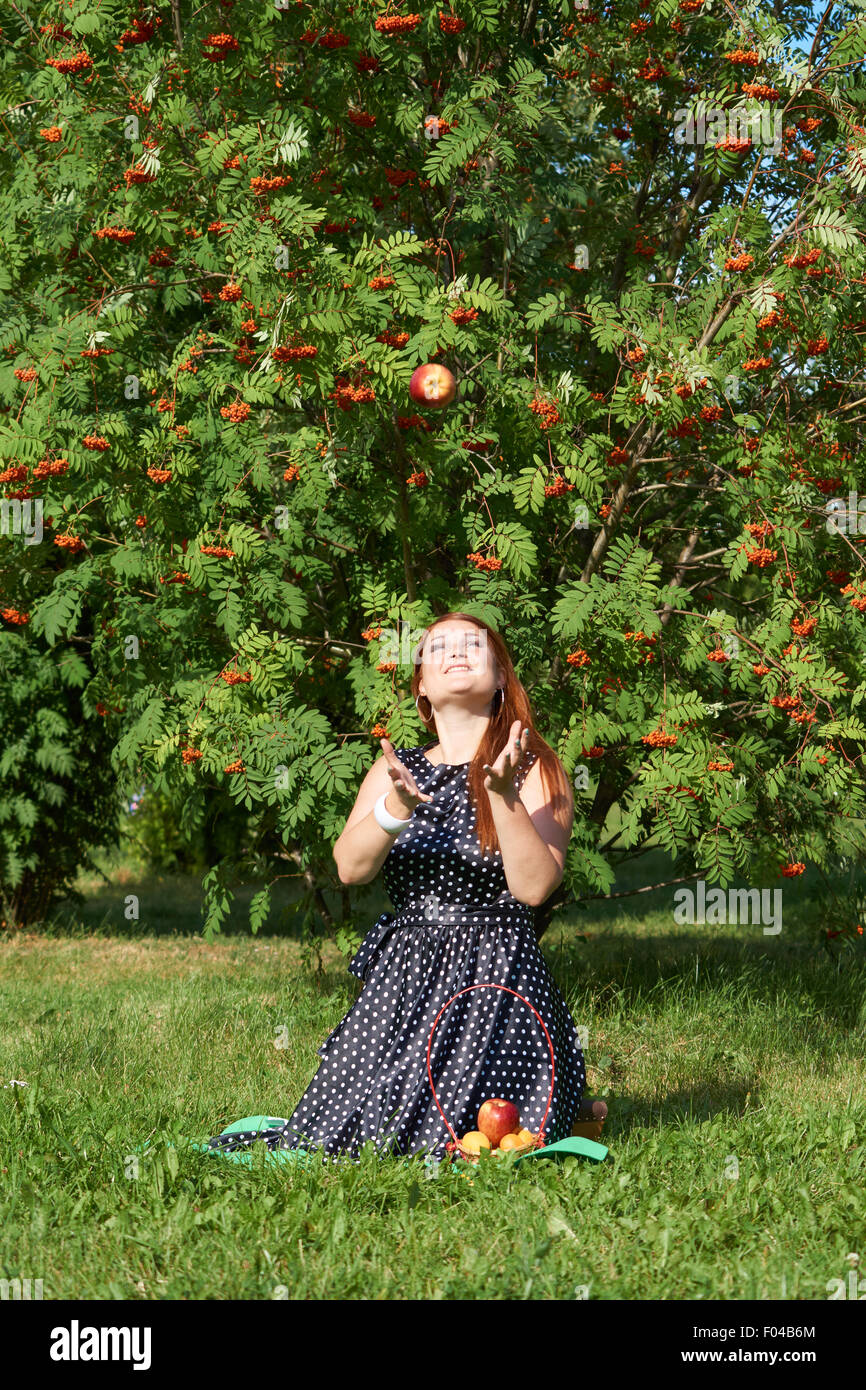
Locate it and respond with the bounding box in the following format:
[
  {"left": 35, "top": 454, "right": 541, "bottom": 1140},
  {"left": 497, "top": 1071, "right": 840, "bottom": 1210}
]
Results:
[
  {"left": 637, "top": 59, "right": 667, "bottom": 80},
  {"left": 134, "top": 515, "right": 147, "bottom": 527},
  {"left": 250, "top": 174, "right": 292, "bottom": 195},
  {"left": 95, "top": 226, "right": 135, "bottom": 243},
  {"left": 700, "top": 405, "right": 723, "bottom": 423},
  {"left": 642, "top": 729, "right": 678, "bottom": 748},
  {"left": 283, "top": 465, "right": 300, "bottom": 481},
  {"left": 544, "top": 477, "right": 574, "bottom": 497},
  {"left": 201, "top": 545, "right": 236, "bottom": 558},
  {"left": 752, "top": 662, "right": 770, "bottom": 676},
  {"left": 742, "top": 82, "right": 778, "bottom": 100},
  {"left": 725, "top": 49, "right": 760, "bottom": 65},
  {"left": 581, "top": 745, "right": 605, "bottom": 758},
  {"left": 361, "top": 626, "right": 383, "bottom": 642},
  {"left": 724, "top": 252, "right": 754, "bottom": 272},
  {"left": 81, "top": 347, "right": 114, "bottom": 359},
  {"left": 368, "top": 274, "right": 395, "bottom": 289},
  {"left": 203, "top": 33, "right": 238, "bottom": 61},
  {"left": 669, "top": 418, "right": 701, "bottom": 439},
  {"left": 780, "top": 862, "right": 805, "bottom": 877},
  {"left": 221, "top": 670, "right": 251, "bottom": 684},
  {"left": 2, "top": 608, "right": 29, "bottom": 624},
  {"left": 374, "top": 14, "right": 422, "bottom": 34},
  {"left": 757, "top": 310, "right": 781, "bottom": 329},
  {"left": 715, "top": 135, "right": 752, "bottom": 152},
  {"left": 528, "top": 396, "right": 561, "bottom": 430},
  {"left": 784, "top": 247, "right": 821, "bottom": 268},
  {"left": 159, "top": 572, "right": 188, "bottom": 585},
  {"left": 348, "top": 110, "right": 376, "bottom": 127},
  {"left": 745, "top": 546, "right": 777, "bottom": 566},
  {"left": 770, "top": 694, "right": 800, "bottom": 711},
  {"left": 708, "top": 760, "right": 734, "bottom": 772},
  {"left": 706, "top": 647, "right": 729, "bottom": 663},
  {"left": 118, "top": 17, "right": 161, "bottom": 48},
  {"left": 124, "top": 166, "right": 155, "bottom": 186},
  {"left": 467, "top": 552, "right": 502, "bottom": 572},
  {"left": 807, "top": 335, "right": 829, "bottom": 354},
  {"left": 273, "top": 344, "right": 317, "bottom": 361},
  {"left": 301, "top": 28, "right": 350, "bottom": 47},
  {"left": 791, "top": 615, "right": 818, "bottom": 636},
  {"left": 840, "top": 584, "right": 866, "bottom": 612},
  {"left": 219, "top": 282, "right": 243, "bottom": 301},
  {"left": 224, "top": 760, "right": 244, "bottom": 774},
  {"left": 449, "top": 307, "right": 478, "bottom": 325},
  {"left": 83, "top": 434, "right": 110, "bottom": 450},
  {"left": 46, "top": 51, "right": 92, "bottom": 74},
  {"left": 33, "top": 458, "right": 69, "bottom": 479},
  {"left": 461, "top": 438, "right": 495, "bottom": 452},
  {"left": 220, "top": 401, "right": 250, "bottom": 422},
  {"left": 439, "top": 12, "right": 466, "bottom": 33},
  {"left": 13, "top": 367, "right": 37, "bottom": 381},
  {"left": 406, "top": 471, "right": 428, "bottom": 487},
  {"left": 147, "top": 467, "right": 172, "bottom": 483},
  {"left": 396, "top": 414, "right": 432, "bottom": 431},
  {"left": 182, "top": 747, "right": 202, "bottom": 764},
  {"left": 55, "top": 534, "right": 85, "bottom": 552},
  {"left": 40, "top": 126, "right": 63, "bottom": 141},
  {"left": 742, "top": 356, "right": 772, "bottom": 370},
  {"left": 376, "top": 330, "right": 409, "bottom": 347},
  {"left": 566, "top": 649, "right": 591, "bottom": 667},
  {"left": 328, "top": 381, "right": 375, "bottom": 409},
  {"left": 0, "top": 466, "right": 27, "bottom": 483},
  {"left": 377, "top": 661, "right": 396, "bottom": 673},
  {"left": 384, "top": 167, "right": 416, "bottom": 186}
]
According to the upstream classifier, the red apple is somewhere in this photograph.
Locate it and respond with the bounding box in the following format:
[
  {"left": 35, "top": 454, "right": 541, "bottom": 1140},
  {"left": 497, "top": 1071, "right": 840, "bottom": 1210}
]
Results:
[
  {"left": 477, "top": 1098, "right": 521, "bottom": 1147},
  {"left": 409, "top": 362, "right": 456, "bottom": 409}
]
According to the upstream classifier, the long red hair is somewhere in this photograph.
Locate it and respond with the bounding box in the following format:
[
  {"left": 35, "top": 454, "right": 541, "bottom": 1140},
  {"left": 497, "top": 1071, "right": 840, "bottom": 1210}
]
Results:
[{"left": 412, "top": 612, "right": 572, "bottom": 857}]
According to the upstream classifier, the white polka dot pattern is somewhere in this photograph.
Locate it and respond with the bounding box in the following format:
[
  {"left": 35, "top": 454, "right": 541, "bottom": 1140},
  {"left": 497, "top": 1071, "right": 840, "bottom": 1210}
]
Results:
[{"left": 206, "top": 742, "right": 586, "bottom": 1165}]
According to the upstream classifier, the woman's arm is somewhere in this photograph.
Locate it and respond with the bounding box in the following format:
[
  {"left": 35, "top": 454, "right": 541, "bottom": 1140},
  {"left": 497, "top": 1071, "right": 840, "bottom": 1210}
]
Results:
[
  {"left": 332, "top": 758, "right": 407, "bottom": 885},
  {"left": 487, "top": 758, "right": 574, "bottom": 908},
  {"left": 333, "top": 746, "right": 432, "bottom": 885}
]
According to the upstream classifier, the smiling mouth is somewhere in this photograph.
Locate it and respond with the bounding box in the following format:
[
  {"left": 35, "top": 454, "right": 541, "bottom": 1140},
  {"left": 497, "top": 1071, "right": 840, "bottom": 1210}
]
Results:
[{"left": 447, "top": 664, "right": 471, "bottom": 672}]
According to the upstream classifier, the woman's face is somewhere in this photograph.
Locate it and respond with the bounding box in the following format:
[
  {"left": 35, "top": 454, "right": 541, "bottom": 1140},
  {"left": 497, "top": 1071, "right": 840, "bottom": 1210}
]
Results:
[{"left": 418, "top": 622, "right": 500, "bottom": 708}]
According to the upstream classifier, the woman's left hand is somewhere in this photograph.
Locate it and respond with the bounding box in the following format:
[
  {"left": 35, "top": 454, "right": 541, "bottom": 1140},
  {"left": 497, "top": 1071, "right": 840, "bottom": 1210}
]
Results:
[{"left": 483, "top": 720, "right": 530, "bottom": 798}]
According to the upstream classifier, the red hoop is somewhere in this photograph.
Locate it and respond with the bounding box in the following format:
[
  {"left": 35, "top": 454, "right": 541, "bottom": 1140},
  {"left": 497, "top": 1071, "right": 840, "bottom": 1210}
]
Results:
[{"left": 425, "top": 983, "right": 555, "bottom": 1164}]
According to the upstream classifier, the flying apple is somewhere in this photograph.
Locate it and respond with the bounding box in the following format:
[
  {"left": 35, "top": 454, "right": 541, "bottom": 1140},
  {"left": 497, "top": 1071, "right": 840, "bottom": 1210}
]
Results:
[{"left": 409, "top": 363, "right": 456, "bottom": 409}]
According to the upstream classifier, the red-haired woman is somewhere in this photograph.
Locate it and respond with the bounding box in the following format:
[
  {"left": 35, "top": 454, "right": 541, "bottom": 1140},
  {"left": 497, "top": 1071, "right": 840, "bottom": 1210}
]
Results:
[{"left": 207, "top": 613, "right": 590, "bottom": 1165}]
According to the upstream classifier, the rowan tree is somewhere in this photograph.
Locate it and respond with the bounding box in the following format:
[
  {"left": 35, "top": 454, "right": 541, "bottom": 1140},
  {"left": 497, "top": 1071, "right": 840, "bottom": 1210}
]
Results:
[{"left": 1, "top": 0, "right": 865, "bottom": 947}]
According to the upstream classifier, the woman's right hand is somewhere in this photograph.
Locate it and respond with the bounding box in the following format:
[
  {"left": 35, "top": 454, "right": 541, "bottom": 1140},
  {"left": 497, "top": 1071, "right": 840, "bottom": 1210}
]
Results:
[{"left": 379, "top": 739, "right": 434, "bottom": 815}]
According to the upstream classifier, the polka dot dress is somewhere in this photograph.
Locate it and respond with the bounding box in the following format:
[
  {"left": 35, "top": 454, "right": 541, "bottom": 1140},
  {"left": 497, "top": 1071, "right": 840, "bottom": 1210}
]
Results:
[{"left": 206, "top": 742, "right": 586, "bottom": 1166}]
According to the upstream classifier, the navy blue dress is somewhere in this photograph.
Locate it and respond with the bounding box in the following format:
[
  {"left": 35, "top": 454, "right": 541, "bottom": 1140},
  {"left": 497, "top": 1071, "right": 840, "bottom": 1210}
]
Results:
[{"left": 207, "top": 743, "right": 586, "bottom": 1164}]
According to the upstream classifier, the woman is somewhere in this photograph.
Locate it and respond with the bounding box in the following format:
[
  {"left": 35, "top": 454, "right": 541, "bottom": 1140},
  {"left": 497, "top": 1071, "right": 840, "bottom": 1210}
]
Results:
[{"left": 207, "top": 612, "right": 587, "bottom": 1164}]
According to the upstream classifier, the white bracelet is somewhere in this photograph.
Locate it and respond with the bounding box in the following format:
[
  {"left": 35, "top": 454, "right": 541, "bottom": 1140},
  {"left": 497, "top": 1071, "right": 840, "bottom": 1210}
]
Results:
[{"left": 374, "top": 792, "right": 413, "bottom": 834}]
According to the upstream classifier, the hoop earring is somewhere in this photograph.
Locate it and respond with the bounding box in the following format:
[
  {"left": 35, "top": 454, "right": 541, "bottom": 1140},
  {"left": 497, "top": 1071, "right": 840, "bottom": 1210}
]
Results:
[
  {"left": 415, "top": 692, "right": 432, "bottom": 722},
  {"left": 491, "top": 686, "right": 504, "bottom": 716}
]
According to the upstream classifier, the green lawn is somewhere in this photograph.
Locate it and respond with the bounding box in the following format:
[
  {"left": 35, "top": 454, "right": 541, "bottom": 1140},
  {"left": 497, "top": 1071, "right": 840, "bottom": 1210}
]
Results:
[{"left": 0, "top": 860, "right": 863, "bottom": 1300}]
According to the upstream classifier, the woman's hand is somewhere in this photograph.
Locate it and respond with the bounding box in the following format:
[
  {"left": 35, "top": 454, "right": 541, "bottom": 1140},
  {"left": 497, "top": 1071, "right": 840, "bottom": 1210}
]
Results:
[
  {"left": 482, "top": 720, "right": 530, "bottom": 798},
  {"left": 379, "top": 739, "right": 434, "bottom": 815}
]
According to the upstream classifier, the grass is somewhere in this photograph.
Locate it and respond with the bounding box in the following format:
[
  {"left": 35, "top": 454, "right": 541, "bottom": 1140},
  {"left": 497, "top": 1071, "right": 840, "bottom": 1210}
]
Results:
[{"left": 0, "top": 853, "right": 864, "bottom": 1300}]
